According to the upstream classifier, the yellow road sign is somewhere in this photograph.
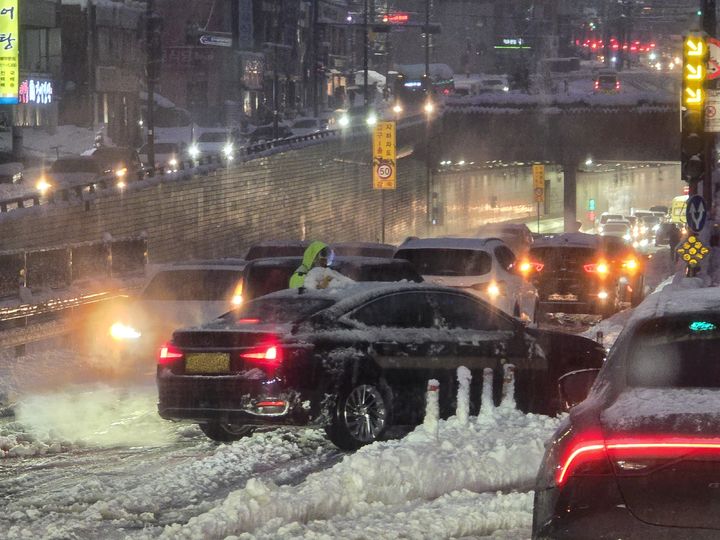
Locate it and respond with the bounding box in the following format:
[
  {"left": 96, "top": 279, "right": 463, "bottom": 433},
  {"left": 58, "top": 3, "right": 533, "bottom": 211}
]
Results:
[
  {"left": 532, "top": 164, "right": 545, "bottom": 203},
  {"left": 373, "top": 121, "right": 396, "bottom": 189}
]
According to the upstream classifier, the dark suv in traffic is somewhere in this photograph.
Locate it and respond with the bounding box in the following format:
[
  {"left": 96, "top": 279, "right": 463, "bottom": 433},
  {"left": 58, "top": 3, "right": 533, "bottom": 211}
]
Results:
[{"left": 522, "top": 233, "right": 644, "bottom": 318}]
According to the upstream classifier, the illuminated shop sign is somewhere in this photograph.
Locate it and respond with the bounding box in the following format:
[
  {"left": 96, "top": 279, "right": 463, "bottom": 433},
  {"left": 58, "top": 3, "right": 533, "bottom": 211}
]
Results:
[
  {"left": 19, "top": 79, "right": 53, "bottom": 105},
  {"left": 0, "top": 1, "right": 18, "bottom": 104}
]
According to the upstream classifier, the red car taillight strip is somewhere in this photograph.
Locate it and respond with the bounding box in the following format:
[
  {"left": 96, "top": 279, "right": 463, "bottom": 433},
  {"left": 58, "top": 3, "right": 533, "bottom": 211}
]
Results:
[{"left": 557, "top": 438, "right": 720, "bottom": 486}]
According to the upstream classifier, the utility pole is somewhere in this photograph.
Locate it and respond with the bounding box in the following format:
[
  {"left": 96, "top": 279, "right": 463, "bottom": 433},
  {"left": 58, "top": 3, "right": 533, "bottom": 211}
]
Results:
[
  {"left": 424, "top": 0, "right": 430, "bottom": 80},
  {"left": 146, "top": 0, "right": 161, "bottom": 174},
  {"left": 312, "top": 0, "right": 319, "bottom": 117},
  {"left": 703, "top": 0, "right": 716, "bottom": 212},
  {"left": 363, "top": 0, "right": 369, "bottom": 106},
  {"left": 273, "top": 0, "right": 281, "bottom": 139}
]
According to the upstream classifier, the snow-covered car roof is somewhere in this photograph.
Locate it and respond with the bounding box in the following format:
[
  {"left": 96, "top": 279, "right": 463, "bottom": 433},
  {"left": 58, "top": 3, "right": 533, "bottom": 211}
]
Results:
[
  {"left": 529, "top": 233, "right": 602, "bottom": 249},
  {"left": 397, "top": 237, "right": 506, "bottom": 250},
  {"left": 628, "top": 286, "right": 720, "bottom": 324}
]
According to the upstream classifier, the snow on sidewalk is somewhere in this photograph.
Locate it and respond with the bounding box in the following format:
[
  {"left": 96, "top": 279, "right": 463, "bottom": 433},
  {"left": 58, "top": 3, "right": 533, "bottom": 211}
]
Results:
[{"left": 160, "top": 408, "right": 560, "bottom": 539}]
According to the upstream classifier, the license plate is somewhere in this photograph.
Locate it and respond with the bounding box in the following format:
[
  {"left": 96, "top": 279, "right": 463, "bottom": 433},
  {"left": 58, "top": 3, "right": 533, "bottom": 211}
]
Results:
[
  {"left": 185, "top": 353, "right": 230, "bottom": 374},
  {"left": 548, "top": 293, "right": 578, "bottom": 301}
]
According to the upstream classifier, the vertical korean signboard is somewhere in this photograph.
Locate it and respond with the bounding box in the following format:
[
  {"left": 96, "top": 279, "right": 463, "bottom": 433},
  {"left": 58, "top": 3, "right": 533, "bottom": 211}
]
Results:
[
  {"left": 373, "top": 121, "right": 396, "bottom": 189},
  {"left": 0, "top": 0, "right": 17, "bottom": 104}
]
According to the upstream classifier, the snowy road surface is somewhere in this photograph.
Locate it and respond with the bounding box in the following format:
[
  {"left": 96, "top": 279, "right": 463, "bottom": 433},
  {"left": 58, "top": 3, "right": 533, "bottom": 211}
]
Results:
[
  {"left": 0, "top": 364, "right": 555, "bottom": 539},
  {"left": 0, "top": 253, "right": 675, "bottom": 539}
]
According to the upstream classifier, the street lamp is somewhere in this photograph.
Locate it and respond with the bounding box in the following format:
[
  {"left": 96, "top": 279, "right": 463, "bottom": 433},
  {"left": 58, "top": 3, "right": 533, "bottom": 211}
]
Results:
[
  {"left": 392, "top": 102, "right": 403, "bottom": 115},
  {"left": 366, "top": 111, "right": 378, "bottom": 126}
]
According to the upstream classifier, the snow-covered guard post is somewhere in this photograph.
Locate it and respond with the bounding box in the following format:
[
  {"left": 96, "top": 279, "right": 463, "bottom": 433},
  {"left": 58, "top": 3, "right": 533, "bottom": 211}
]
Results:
[{"left": 424, "top": 365, "right": 516, "bottom": 437}]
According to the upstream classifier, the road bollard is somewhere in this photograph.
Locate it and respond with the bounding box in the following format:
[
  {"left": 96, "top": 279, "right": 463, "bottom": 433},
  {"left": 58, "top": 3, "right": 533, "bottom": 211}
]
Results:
[
  {"left": 456, "top": 366, "right": 471, "bottom": 426},
  {"left": 500, "top": 363, "right": 516, "bottom": 410},
  {"left": 424, "top": 379, "right": 440, "bottom": 439},
  {"left": 478, "top": 367, "right": 495, "bottom": 423}
]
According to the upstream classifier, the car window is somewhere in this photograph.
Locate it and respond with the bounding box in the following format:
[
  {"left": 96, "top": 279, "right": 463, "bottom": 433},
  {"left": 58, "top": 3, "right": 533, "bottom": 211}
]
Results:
[
  {"left": 244, "top": 266, "right": 295, "bottom": 299},
  {"left": 223, "top": 297, "right": 334, "bottom": 324},
  {"left": 395, "top": 248, "right": 492, "bottom": 276},
  {"left": 142, "top": 269, "right": 244, "bottom": 301},
  {"left": 431, "top": 292, "right": 515, "bottom": 331},
  {"left": 50, "top": 159, "right": 100, "bottom": 174},
  {"left": 493, "top": 246, "right": 516, "bottom": 272},
  {"left": 627, "top": 317, "right": 720, "bottom": 388},
  {"left": 600, "top": 214, "right": 623, "bottom": 223},
  {"left": 335, "top": 261, "right": 422, "bottom": 282},
  {"left": 199, "top": 132, "right": 227, "bottom": 142},
  {"left": 349, "top": 291, "right": 435, "bottom": 328}
]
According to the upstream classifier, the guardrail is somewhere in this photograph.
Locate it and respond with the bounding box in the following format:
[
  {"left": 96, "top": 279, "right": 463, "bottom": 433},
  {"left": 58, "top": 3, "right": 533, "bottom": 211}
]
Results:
[
  {"left": 0, "top": 115, "right": 426, "bottom": 215},
  {"left": 0, "top": 128, "right": 347, "bottom": 214},
  {"left": 0, "top": 236, "right": 147, "bottom": 299}
]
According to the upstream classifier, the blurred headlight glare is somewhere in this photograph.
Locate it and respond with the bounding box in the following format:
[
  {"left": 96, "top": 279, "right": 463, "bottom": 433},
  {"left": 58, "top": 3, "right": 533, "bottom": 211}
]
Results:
[{"left": 110, "top": 322, "right": 141, "bottom": 340}]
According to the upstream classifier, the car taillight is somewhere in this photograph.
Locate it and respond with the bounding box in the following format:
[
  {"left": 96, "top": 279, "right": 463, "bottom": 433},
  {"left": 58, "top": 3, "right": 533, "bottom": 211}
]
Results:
[
  {"left": 555, "top": 435, "right": 720, "bottom": 487},
  {"left": 240, "top": 345, "right": 282, "bottom": 364},
  {"left": 622, "top": 258, "right": 638, "bottom": 272},
  {"left": 158, "top": 342, "right": 183, "bottom": 365},
  {"left": 519, "top": 260, "right": 544, "bottom": 274},
  {"left": 583, "top": 261, "right": 609, "bottom": 274},
  {"left": 615, "top": 81, "right": 620, "bottom": 90},
  {"left": 231, "top": 279, "right": 244, "bottom": 306}
]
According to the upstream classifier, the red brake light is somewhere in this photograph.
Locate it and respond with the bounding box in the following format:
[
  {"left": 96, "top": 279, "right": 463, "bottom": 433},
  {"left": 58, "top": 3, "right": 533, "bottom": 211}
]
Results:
[
  {"left": 615, "top": 81, "right": 621, "bottom": 90},
  {"left": 158, "top": 342, "right": 183, "bottom": 365},
  {"left": 594, "top": 81, "right": 599, "bottom": 89},
  {"left": 519, "top": 261, "right": 544, "bottom": 273},
  {"left": 583, "top": 262, "right": 609, "bottom": 274},
  {"left": 557, "top": 436, "right": 720, "bottom": 487},
  {"left": 240, "top": 345, "right": 281, "bottom": 364},
  {"left": 237, "top": 318, "right": 261, "bottom": 324}
]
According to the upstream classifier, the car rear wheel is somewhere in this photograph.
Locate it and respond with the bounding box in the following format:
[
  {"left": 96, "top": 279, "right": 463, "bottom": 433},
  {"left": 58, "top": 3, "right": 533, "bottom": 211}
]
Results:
[
  {"left": 199, "top": 422, "right": 255, "bottom": 442},
  {"left": 326, "top": 381, "right": 391, "bottom": 451}
]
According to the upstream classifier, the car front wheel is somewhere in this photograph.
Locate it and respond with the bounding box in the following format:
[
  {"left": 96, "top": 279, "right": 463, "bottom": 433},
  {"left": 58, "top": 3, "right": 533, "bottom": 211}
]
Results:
[
  {"left": 326, "top": 382, "right": 390, "bottom": 451},
  {"left": 199, "top": 422, "right": 255, "bottom": 442}
]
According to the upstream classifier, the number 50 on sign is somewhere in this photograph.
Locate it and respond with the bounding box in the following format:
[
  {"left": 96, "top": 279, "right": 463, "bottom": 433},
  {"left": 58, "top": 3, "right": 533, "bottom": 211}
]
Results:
[{"left": 373, "top": 121, "right": 396, "bottom": 190}]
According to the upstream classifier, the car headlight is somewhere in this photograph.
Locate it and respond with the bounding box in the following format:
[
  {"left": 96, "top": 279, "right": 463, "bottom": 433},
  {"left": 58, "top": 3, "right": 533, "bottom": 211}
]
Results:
[
  {"left": 338, "top": 114, "right": 350, "bottom": 127},
  {"left": 36, "top": 177, "right": 52, "bottom": 194},
  {"left": 188, "top": 144, "right": 200, "bottom": 159},
  {"left": 471, "top": 280, "right": 506, "bottom": 297},
  {"left": 623, "top": 233, "right": 632, "bottom": 241},
  {"left": 168, "top": 158, "right": 178, "bottom": 167},
  {"left": 222, "top": 143, "right": 234, "bottom": 158},
  {"left": 110, "top": 322, "right": 142, "bottom": 340},
  {"left": 115, "top": 167, "right": 127, "bottom": 178}
]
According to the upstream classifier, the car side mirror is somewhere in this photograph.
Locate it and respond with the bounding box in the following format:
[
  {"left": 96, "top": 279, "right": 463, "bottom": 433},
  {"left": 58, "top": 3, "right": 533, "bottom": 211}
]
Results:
[{"left": 558, "top": 368, "right": 600, "bottom": 410}]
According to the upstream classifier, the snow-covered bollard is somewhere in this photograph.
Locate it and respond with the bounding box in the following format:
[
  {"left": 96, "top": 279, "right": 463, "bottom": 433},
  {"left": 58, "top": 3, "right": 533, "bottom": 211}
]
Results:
[
  {"left": 478, "top": 367, "right": 495, "bottom": 423},
  {"left": 456, "top": 366, "right": 471, "bottom": 426},
  {"left": 500, "top": 363, "right": 516, "bottom": 410},
  {"left": 423, "top": 379, "right": 440, "bottom": 439}
]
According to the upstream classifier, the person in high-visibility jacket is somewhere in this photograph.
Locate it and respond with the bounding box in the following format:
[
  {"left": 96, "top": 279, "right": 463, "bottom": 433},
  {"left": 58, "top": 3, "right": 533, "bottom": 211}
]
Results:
[{"left": 289, "top": 241, "right": 333, "bottom": 288}]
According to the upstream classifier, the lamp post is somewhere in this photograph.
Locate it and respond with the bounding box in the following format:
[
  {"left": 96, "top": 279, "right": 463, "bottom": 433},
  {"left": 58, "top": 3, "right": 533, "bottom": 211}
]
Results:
[{"left": 424, "top": 97, "right": 434, "bottom": 231}]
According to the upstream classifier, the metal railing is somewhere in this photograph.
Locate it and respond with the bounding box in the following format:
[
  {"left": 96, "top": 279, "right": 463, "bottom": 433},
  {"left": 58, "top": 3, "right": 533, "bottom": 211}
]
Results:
[{"left": 0, "top": 236, "right": 147, "bottom": 299}]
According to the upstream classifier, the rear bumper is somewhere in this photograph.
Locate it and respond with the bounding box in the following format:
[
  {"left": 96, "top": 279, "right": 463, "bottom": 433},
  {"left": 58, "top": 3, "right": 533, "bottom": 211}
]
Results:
[
  {"left": 534, "top": 484, "right": 720, "bottom": 539},
  {"left": 156, "top": 369, "right": 315, "bottom": 426}
]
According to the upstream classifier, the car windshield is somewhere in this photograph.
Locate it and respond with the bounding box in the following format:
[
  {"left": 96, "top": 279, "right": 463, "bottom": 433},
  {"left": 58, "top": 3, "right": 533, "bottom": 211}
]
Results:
[
  {"left": 627, "top": 317, "right": 720, "bottom": 388},
  {"left": 199, "top": 132, "right": 227, "bottom": 142},
  {"left": 600, "top": 214, "right": 623, "bottom": 223},
  {"left": 395, "top": 248, "right": 492, "bottom": 276},
  {"left": 222, "top": 297, "right": 334, "bottom": 324},
  {"left": 50, "top": 159, "right": 99, "bottom": 173},
  {"left": 334, "top": 261, "right": 423, "bottom": 282},
  {"left": 142, "top": 269, "right": 243, "bottom": 301},
  {"left": 598, "top": 75, "right": 616, "bottom": 84}
]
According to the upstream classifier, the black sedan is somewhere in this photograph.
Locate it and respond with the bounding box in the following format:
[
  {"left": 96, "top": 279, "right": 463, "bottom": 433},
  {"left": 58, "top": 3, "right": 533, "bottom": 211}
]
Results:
[
  {"left": 157, "top": 282, "right": 604, "bottom": 449},
  {"left": 533, "top": 286, "right": 720, "bottom": 539}
]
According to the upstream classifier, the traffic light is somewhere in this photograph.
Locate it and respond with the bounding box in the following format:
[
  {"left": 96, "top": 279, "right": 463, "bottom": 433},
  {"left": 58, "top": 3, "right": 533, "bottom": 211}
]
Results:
[{"left": 681, "top": 33, "right": 707, "bottom": 184}]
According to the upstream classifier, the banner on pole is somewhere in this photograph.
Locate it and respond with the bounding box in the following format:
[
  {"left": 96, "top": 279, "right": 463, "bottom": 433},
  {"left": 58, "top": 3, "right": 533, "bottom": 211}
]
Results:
[
  {"left": 0, "top": 1, "right": 18, "bottom": 105},
  {"left": 373, "top": 121, "right": 396, "bottom": 190}
]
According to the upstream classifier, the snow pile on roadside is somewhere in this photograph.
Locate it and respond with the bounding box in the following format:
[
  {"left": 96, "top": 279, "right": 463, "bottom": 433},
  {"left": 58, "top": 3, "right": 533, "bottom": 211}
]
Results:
[
  {"left": 0, "top": 124, "right": 98, "bottom": 158},
  {"left": 160, "top": 407, "right": 560, "bottom": 539}
]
